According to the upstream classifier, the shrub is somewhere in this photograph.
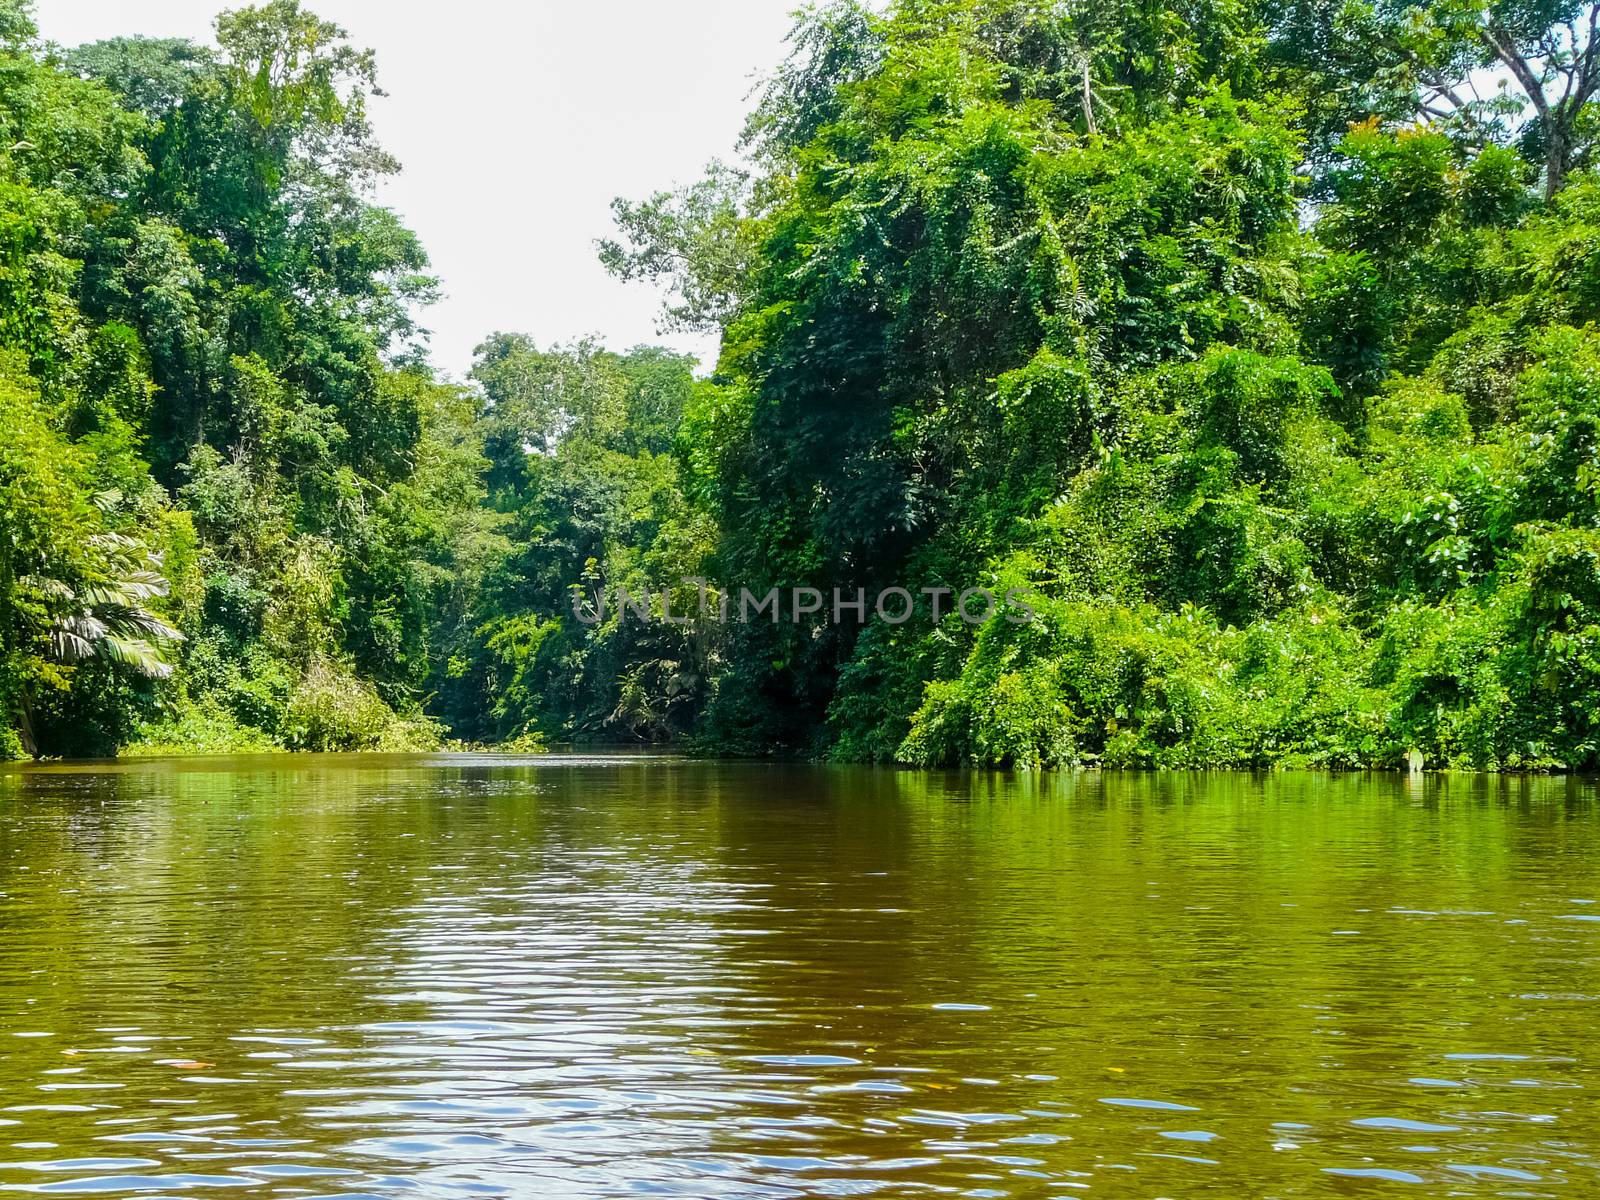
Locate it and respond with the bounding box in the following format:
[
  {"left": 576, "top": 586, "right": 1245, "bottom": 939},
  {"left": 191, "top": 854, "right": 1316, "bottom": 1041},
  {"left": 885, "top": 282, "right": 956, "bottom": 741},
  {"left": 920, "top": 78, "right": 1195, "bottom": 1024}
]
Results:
[{"left": 279, "top": 659, "right": 439, "bottom": 753}]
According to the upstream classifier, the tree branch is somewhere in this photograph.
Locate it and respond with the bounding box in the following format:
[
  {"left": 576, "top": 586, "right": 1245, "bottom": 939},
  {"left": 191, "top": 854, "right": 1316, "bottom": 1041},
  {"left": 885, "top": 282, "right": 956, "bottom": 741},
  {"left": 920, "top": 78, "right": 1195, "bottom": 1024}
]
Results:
[
  {"left": 1481, "top": 22, "right": 1551, "bottom": 120},
  {"left": 1079, "top": 55, "right": 1097, "bottom": 136},
  {"left": 1557, "top": 21, "right": 1581, "bottom": 109},
  {"left": 1420, "top": 68, "right": 1472, "bottom": 114},
  {"left": 1577, "top": 5, "right": 1600, "bottom": 103}
]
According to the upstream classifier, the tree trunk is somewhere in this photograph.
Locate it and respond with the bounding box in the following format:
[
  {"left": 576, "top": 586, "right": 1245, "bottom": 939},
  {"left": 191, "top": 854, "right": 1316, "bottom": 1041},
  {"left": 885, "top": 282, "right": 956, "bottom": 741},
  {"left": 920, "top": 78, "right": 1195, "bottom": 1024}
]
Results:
[
  {"left": 16, "top": 693, "right": 37, "bottom": 758},
  {"left": 1546, "top": 122, "right": 1569, "bottom": 201}
]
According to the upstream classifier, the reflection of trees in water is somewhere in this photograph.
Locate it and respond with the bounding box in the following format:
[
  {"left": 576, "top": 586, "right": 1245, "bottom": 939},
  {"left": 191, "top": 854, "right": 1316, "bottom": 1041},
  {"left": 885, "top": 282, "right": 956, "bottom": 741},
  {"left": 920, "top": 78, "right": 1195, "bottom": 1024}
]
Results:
[
  {"left": 0, "top": 762, "right": 1596, "bottom": 1194},
  {"left": 0, "top": 761, "right": 521, "bottom": 1140}
]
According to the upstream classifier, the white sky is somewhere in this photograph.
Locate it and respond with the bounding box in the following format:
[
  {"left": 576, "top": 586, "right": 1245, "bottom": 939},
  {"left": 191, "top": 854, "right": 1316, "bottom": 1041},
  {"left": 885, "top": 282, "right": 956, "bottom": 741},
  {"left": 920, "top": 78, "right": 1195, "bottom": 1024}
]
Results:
[{"left": 37, "top": 0, "right": 802, "bottom": 378}]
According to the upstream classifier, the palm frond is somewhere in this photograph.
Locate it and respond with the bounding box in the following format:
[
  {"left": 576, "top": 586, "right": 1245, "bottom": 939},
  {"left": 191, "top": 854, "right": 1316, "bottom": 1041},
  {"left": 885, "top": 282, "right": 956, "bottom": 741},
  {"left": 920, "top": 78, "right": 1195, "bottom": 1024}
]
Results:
[
  {"left": 87, "top": 532, "right": 139, "bottom": 553},
  {"left": 118, "top": 571, "right": 172, "bottom": 601},
  {"left": 35, "top": 532, "right": 184, "bottom": 680},
  {"left": 98, "top": 636, "right": 177, "bottom": 680},
  {"left": 49, "top": 623, "right": 103, "bottom": 663},
  {"left": 101, "top": 606, "right": 183, "bottom": 644},
  {"left": 80, "top": 585, "right": 124, "bottom": 608}
]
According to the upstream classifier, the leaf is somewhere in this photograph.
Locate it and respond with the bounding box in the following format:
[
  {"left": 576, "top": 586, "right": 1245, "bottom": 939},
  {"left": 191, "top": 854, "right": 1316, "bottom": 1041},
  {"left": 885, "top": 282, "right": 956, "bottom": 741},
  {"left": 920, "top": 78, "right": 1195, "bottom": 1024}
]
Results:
[{"left": 98, "top": 636, "right": 177, "bottom": 680}]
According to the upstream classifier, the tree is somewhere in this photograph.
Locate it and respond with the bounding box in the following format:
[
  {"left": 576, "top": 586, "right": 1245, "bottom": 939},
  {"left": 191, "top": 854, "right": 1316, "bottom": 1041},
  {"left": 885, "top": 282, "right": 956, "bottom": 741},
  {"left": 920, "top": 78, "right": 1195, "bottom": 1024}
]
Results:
[
  {"left": 2, "top": 0, "right": 455, "bottom": 756},
  {"left": 1471, "top": 0, "right": 1600, "bottom": 195},
  {"left": 67, "top": 37, "right": 215, "bottom": 118},
  {"left": 597, "top": 162, "right": 755, "bottom": 334},
  {"left": 1269, "top": 0, "right": 1600, "bottom": 198}
]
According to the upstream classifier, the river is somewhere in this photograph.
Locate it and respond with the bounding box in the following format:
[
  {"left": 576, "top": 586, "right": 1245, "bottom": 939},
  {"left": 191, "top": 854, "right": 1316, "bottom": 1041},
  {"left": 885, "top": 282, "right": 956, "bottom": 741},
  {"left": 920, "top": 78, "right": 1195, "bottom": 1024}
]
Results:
[{"left": 0, "top": 756, "right": 1596, "bottom": 1196}]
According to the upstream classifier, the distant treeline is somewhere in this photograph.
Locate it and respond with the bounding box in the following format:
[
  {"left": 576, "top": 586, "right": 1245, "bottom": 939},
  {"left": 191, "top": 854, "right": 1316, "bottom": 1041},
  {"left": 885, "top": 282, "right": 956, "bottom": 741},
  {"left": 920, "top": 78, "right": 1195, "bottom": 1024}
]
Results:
[{"left": 6, "top": 0, "right": 1600, "bottom": 769}]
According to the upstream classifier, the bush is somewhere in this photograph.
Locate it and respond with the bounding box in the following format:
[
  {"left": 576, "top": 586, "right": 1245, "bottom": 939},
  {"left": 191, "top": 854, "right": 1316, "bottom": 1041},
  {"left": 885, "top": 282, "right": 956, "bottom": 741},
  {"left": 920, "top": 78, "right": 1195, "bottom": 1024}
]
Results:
[
  {"left": 279, "top": 659, "right": 441, "bottom": 753},
  {"left": 125, "top": 699, "right": 283, "bottom": 756},
  {"left": 900, "top": 595, "right": 1388, "bottom": 770}
]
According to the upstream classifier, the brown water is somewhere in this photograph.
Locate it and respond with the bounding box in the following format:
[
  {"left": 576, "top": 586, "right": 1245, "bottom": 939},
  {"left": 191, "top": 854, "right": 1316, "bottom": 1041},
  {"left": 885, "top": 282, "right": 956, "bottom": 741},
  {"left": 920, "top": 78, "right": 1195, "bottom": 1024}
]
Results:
[{"left": 0, "top": 757, "right": 1597, "bottom": 1197}]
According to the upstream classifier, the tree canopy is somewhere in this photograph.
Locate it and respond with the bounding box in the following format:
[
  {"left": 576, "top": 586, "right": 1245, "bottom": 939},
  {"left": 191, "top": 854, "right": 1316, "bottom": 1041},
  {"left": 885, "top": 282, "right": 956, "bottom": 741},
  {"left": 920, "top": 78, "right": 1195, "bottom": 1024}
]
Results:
[{"left": 5, "top": 0, "right": 1600, "bottom": 770}]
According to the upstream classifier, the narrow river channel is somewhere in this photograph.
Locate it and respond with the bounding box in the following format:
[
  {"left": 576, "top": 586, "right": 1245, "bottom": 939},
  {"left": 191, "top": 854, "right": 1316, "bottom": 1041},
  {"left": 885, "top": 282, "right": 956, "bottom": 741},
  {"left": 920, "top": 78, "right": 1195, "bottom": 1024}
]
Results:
[{"left": 0, "top": 758, "right": 1595, "bottom": 1196}]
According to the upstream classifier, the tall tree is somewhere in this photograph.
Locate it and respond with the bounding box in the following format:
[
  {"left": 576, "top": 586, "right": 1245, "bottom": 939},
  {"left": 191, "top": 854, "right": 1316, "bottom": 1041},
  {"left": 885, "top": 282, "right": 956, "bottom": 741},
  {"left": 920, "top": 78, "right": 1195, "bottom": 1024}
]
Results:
[{"left": 1269, "top": 0, "right": 1600, "bottom": 197}]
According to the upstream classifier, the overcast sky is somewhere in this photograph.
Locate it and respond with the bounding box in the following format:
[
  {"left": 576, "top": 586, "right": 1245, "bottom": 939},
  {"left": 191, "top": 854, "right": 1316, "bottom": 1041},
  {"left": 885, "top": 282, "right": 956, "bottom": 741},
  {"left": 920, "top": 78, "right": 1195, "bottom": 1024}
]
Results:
[{"left": 37, "top": 0, "right": 802, "bottom": 378}]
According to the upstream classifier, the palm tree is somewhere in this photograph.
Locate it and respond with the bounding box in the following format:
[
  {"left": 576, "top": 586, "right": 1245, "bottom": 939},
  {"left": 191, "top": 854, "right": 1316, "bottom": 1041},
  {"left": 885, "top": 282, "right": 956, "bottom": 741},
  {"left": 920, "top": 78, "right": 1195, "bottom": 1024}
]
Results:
[
  {"left": 15, "top": 502, "right": 183, "bottom": 754},
  {"left": 30, "top": 534, "right": 182, "bottom": 677}
]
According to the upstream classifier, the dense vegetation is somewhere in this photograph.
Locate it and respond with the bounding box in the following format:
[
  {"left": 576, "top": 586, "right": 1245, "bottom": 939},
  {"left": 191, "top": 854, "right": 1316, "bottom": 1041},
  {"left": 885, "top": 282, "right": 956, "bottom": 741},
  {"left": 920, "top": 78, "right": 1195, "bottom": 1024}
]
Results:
[
  {"left": 4, "top": 0, "right": 1600, "bottom": 770},
  {"left": 0, "top": 0, "right": 486, "bottom": 757}
]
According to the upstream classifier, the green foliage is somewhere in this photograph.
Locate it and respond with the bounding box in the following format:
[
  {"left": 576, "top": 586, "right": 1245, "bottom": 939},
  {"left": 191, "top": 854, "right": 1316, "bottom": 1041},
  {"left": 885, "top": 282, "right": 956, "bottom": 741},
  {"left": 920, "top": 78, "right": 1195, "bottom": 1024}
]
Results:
[
  {"left": 901, "top": 599, "right": 1385, "bottom": 769},
  {"left": 0, "top": 0, "right": 473, "bottom": 758},
  {"left": 440, "top": 341, "right": 714, "bottom": 746},
  {"left": 595, "top": 0, "right": 1600, "bottom": 772},
  {"left": 1264, "top": 0, "right": 1600, "bottom": 198},
  {"left": 11, "top": 0, "right": 1600, "bottom": 771},
  {"left": 279, "top": 659, "right": 441, "bottom": 752},
  {"left": 125, "top": 696, "right": 281, "bottom": 756},
  {"left": 598, "top": 163, "right": 755, "bottom": 333}
]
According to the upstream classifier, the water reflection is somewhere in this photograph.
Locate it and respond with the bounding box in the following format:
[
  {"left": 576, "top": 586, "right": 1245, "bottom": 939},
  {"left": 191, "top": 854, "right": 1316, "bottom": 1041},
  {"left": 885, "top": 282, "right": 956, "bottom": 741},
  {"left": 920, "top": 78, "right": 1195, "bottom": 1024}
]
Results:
[{"left": 0, "top": 761, "right": 1595, "bottom": 1195}]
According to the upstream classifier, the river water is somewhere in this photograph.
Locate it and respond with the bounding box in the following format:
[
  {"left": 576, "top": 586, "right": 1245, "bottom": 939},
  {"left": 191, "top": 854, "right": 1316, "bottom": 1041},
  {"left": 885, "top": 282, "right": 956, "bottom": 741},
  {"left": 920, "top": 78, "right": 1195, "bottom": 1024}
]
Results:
[{"left": 0, "top": 756, "right": 1596, "bottom": 1196}]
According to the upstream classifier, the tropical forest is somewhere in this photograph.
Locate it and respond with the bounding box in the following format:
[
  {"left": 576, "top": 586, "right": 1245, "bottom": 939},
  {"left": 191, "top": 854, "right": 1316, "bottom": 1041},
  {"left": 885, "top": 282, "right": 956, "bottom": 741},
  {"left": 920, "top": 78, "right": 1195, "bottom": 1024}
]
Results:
[{"left": 5, "top": 0, "right": 1600, "bottom": 772}]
